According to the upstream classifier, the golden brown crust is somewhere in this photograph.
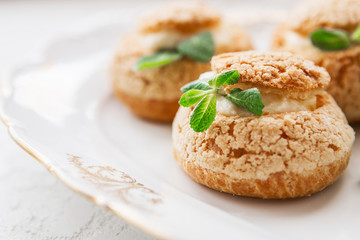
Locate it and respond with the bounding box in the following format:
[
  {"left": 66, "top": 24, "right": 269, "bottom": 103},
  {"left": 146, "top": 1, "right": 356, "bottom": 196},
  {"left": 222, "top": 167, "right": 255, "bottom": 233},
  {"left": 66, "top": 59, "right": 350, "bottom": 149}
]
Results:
[
  {"left": 138, "top": 2, "right": 221, "bottom": 34},
  {"left": 320, "top": 47, "right": 360, "bottom": 122},
  {"left": 112, "top": 28, "right": 253, "bottom": 101},
  {"left": 111, "top": 41, "right": 211, "bottom": 101},
  {"left": 211, "top": 51, "right": 330, "bottom": 92},
  {"left": 286, "top": 0, "right": 360, "bottom": 36},
  {"left": 113, "top": 87, "right": 179, "bottom": 122},
  {"left": 172, "top": 92, "right": 354, "bottom": 198},
  {"left": 173, "top": 147, "right": 350, "bottom": 199},
  {"left": 111, "top": 37, "right": 211, "bottom": 121}
]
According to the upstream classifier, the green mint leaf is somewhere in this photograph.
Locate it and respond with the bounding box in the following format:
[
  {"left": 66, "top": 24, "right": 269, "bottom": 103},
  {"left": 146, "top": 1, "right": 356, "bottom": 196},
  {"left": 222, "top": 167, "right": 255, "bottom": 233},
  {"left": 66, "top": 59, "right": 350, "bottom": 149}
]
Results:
[
  {"left": 310, "top": 28, "right": 350, "bottom": 51},
  {"left": 209, "top": 70, "right": 240, "bottom": 88},
  {"left": 190, "top": 94, "right": 216, "bottom": 132},
  {"left": 177, "top": 31, "right": 214, "bottom": 62},
  {"left": 226, "top": 88, "right": 264, "bottom": 116},
  {"left": 181, "top": 77, "right": 214, "bottom": 92},
  {"left": 134, "top": 51, "right": 182, "bottom": 70},
  {"left": 351, "top": 25, "right": 360, "bottom": 43},
  {"left": 179, "top": 89, "right": 210, "bottom": 107}
]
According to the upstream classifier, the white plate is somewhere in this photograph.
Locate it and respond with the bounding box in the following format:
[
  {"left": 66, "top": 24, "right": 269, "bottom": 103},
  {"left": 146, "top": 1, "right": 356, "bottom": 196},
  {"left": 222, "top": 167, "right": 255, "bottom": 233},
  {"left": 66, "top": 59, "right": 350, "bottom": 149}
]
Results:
[{"left": 1, "top": 5, "right": 360, "bottom": 240}]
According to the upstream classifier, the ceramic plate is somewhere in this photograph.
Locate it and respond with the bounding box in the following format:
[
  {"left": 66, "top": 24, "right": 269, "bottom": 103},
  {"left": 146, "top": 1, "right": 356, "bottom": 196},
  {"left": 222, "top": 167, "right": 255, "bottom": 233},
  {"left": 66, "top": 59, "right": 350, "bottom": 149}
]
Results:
[{"left": 1, "top": 4, "right": 360, "bottom": 240}]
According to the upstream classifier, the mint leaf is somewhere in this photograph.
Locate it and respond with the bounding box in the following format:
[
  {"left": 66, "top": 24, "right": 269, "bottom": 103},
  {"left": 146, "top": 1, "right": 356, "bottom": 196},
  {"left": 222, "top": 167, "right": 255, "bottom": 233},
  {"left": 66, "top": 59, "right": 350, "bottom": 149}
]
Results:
[
  {"left": 181, "top": 77, "right": 214, "bottom": 92},
  {"left": 310, "top": 28, "right": 350, "bottom": 51},
  {"left": 226, "top": 88, "right": 264, "bottom": 116},
  {"left": 210, "top": 70, "right": 240, "bottom": 88},
  {"left": 190, "top": 94, "right": 216, "bottom": 132},
  {"left": 135, "top": 31, "right": 215, "bottom": 71},
  {"left": 351, "top": 25, "right": 360, "bottom": 43},
  {"left": 180, "top": 72, "right": 264, "bottom": 132},
  {"left": 177, "top": 31, "right": 214, "bottom": 62},
  {"left": 133, "top": 51, "right": 182, "bottom": 70},
  {"left": 179, "top": 89, "right": 209, "bottom": 107}
]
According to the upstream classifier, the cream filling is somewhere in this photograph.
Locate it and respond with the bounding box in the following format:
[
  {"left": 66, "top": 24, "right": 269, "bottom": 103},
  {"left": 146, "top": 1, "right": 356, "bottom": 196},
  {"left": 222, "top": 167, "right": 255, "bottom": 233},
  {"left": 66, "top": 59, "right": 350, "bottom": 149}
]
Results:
[
  {"left": 140, "top": 25, "right": 237, "bottom": 50},
  {"left": 217, "top": 93, "right": 317, "bottom": 117},
  {"left": 282, "top": 31, "right": 324, "bottom": 56},
  {"left": 196, "top": 71, "right": 317, "bottom": 116},
  {"left": 140, "top": 31, "right": 189, "bottom": 50},
  {"left": 199, "top": 71, "right": 216, "bottom": 79}
]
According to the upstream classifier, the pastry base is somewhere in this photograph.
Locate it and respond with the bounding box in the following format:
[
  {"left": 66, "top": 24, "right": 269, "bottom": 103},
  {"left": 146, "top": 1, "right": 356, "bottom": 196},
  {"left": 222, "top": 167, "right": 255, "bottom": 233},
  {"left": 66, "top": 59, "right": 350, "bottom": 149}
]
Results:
[
  {"left": 173, "top": 147, "right": 350, "bottom": 199},
  {"left": 114, "top": 88, "right": 179, "bottom": 122}
]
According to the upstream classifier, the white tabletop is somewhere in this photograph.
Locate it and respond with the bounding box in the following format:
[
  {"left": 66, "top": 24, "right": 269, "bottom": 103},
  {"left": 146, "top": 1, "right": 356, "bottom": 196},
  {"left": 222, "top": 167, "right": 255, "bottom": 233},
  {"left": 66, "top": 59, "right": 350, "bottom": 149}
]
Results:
[{"left": 0, "top": 1, "right": 155, "bottom": 239}]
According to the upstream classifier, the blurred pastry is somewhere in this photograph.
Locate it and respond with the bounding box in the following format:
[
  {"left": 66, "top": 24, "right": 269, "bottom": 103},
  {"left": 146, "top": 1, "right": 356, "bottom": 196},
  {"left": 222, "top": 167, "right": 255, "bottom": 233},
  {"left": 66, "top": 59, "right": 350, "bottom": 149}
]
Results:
[
  {"left": 111, "top": 2, "right": 252, "bottom": 122},
  {"left": 272, "top": 0, "right": 360, "bottom": 123},
  {"left": 173, "top": 51, "right": 354, "bottom": 199}
]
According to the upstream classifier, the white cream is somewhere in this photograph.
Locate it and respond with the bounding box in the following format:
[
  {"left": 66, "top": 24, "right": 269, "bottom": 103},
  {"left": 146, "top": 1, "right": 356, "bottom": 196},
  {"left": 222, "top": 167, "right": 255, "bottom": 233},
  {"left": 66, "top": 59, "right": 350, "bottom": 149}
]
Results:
[
  {"left": 261, "top": 93, "right": 316, "bottom": 114},
  {"left": 284, "top": 31, "right": 311, "bottom": 49},
  {"left": 140, "top": 25, "right": 238, "bottom": 50},
  {"left": 283, "top": 31, "right": 324, "bottom": 56},
  {"left": 217, "top": 93, "right": 317, "bottom": 117},
  {"left": 217, "top": 96, "right": 255, "bottom": 117},
  {"left": 140, "top": 31, "right": 189, "bottom": 50}
]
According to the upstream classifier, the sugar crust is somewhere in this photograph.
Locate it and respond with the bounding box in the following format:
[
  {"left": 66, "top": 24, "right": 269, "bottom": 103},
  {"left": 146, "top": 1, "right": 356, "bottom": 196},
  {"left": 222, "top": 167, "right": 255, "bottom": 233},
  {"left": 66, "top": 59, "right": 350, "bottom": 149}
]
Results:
[
  {"left": 211, "top": 51, "right": 330, "bottom": 92},
  {"left": 138, "top": 2, "right": 221, "bottom": 34},
  {"left": 113, "top": 87, "right": 179, "bottom": 122},
  {"left": 272, "top": 0, "right": 360, "bottom": 122},
  {"left": 111, "top": 25, "right": 252, "bottom": 121}
]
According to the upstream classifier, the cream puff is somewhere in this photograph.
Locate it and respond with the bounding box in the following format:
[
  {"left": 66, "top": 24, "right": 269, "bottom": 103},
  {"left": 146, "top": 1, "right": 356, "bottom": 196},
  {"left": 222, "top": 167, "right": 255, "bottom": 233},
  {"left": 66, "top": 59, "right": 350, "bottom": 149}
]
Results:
[
  {"left": 173, "top": 51, "right": 355, "bottom": 199},
  {"left": 272, "top": 0, "right": 360, "bottom": 123},
  {"left": 111, "top": 2, "right": 253, "bottom": 122}
]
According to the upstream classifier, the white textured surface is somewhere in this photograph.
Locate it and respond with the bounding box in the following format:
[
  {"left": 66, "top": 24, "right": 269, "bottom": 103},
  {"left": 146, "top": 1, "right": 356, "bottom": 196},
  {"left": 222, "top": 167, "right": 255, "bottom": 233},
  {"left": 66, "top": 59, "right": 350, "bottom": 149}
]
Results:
[
  {"left": 0, "top": 1, "right": 155, "bottom": 239},
  {"left": 0, "top": 125, "right": 153, "bottom": 240}
]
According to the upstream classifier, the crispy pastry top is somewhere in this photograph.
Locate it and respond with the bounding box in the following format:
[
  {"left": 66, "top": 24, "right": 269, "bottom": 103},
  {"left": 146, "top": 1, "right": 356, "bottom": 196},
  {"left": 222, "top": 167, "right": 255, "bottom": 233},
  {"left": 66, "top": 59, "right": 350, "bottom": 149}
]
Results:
[
  {"left": 138, "top": 2, "right": 221, "bottom": 34},
  {"left": 211, "top": 51, "right": 330, "bottom": 92}
]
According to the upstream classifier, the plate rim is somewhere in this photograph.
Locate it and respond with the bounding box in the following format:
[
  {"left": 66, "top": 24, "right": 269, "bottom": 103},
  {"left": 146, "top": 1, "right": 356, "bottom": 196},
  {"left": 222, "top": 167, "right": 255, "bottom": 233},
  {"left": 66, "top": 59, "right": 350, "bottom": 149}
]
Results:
[{"left": 0, "top": 69, "right": 168, "bottom": 239}]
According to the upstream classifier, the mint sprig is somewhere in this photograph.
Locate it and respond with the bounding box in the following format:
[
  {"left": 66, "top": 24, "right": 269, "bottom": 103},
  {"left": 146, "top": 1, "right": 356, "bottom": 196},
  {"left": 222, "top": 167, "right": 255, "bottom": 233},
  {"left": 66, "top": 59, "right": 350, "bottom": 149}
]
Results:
[
  {"left": 351, "top": 25, "right": 360, "bottom": 43},
  {"left": 179, "top": 89, "right": 210, "bottom": 107},
  {"left": 181, "top": 76, "right": 213, "bottom": 92},
  {"left": 226, "top": 88, "right": 264, "bottom": 116},
  {"left": 177, "top": 31, "right": 214, "bottom": 62},
  {"left": 210, "top": 70, "right": 240, "bottom": 88},
  {"left": 134, "top": 31, "right": 214, "bottom": 71},
  {"left": 310, "top": 29, "right": 350, "bottom": 51},
  {"left": 190, "top": 94, "right": 217, "bottom": 132},
  {"left": 133, "top": 51, "right": 182, "bottom": 71},
  {"left": 310, "top": 24, "right": 360, "bottom": 51},
  {"left": 179, "top": 70, "right": 264, "bottom": 132}
]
